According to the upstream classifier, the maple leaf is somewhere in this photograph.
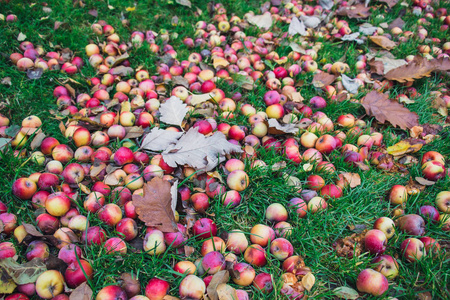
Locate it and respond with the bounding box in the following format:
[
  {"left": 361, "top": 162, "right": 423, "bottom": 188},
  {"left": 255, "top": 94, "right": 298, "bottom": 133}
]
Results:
[
  {"left": 159, "top": 96, "right": 188, "bottom": 127},
  {"left": 312, "top": 72, "right": 336, "bottom": 88},
  {"left": 369, "top": 36, "right": 396, "bottom": 50},
  {"left": 141, "top": 127, "right": 183, "bottom": 151},
  {"left": 267, "top": 119, "right": 299, "bottom": 135},
  {"left": 360, "top": 91, "right": 419, "bottom": 130},
  {"left": 132, "top": 177, "right": 178, "bottom": 232},
  {"left": 340, "top": 172, "right": 361, "bottom": 188},
  {"left": 162, "top": 128, "right": 242, "bottom": 171}
]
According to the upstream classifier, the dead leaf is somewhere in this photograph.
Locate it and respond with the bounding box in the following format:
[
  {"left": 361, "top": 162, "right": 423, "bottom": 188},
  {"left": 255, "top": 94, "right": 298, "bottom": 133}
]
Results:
[
  {"left": 289, "top": 42, "right": 306, "bottom": 54},
  {"left": 30, "top": 132, "right": 46, "bottom": 150},
  {"left": 27, "top": 68, "right": 43, "bottom": 80},
  {"left": 288, "top": 92, "right": 304, "bottom": 103},
  {"left": 54, "top": 21, "right": 68, "bottom": 30},
  {"left": 160, "top": 96, "right": 189, "bottom": 127},
  {"left": 337, "top": 4, "right": 371, "bottom": 19},
  {"left": 0, "top": 277, "right": 16, "bottom": 293},
  {"left": 359, "top": 23, "right": 378, "bottom": 35},
  {"left": 333, "top": 286, "right": 360, "bottom": 299},
  {"left": 312, "top": 72, "right": 336, "bottom": 88},
  {"left": 341, "top": 74, "right": 361, "bottom": 94},
  {"left": 369, "top": 36, "right": 396, "bottom": 50},
  {"left": 340, "top": 172, "right": 361, "bottom": 188},
  {"left": 368, "top": 59, "right": 384, "bottom": 76},
  {"left": 379, "top": 0, "right": 399, "bottom": 8},
  {"left": 405, "top": 177, "right": 425, "bottom": 195},
  {"left": 385, "top": 56, "right": 450, "bottom": 83},
  {"left": 1, "top": 77, "right": 12, "bottom": 86},
  {"left": 355, "top": 162, "right": 370, "bottom": 171},
  {"left": 207, "top": 270, "right": 230, "bottom": 300},
  {"left": 216, "top": 284, "right": 238, "bottom": 300},
  {"left": 360, "top": 91, "right": 419, "bottom": 130},
  {"left": 78, "top": 183, "right": 91, "bottom": 194},
  {"left": 388, "top": 17, "right": 405, "bottom": 30},
  {"left": 367, "top": 55, "right": 407, "bottom": 75},
  {"left": 288, "top": 17, "right": 307, "bottom": 36},
  {"left": 132, "top": 177, "right": 178, "bottom": 232},
  {"left": 348, "top": 224, "right": 367, "bottom": 234},
  {"left": 88, "top": 9, "right": 97, "bottom": 17},
  {"left": 162, "top": 128, "right": 242, "bottom": 171},
  {"left": 124, "top": 126, "right": 144, "bottom": 139},
  {"left": 110, "top": 66, "right": 134, "bottom": 76},
  {"left": 22, "top": 223, "right": 44, "bottom": 237},
  {"left": 319, "top": 0, "right": 334, "bottom": 9},
  {"left": 69, "top": 282, "right": 92, "bottom": 300},
  {"left": 230, "top": 73, "right": 254, "bottom": 90},
  {"left": 17, "top": 32, "right": 27, "bottom": 41},
  {"left": 175, "top": 0, "right": 191, "bottom": 7},
  {"left": 247, "top": 13, "right": 273, "bottom": 29},
  {"left": 300, "top": 15, "right": 321, "bottom": 28},
  {"left": 415, "top": 177, "right": 436, "bottom": 186},
  {"left": 213, "top": 57, "right": 230, "bottom": 69},
  {"left": 184, "top": 245, "right": 195, "bottom": 257},
  {"left": 171, "top": 76, "right": 189, "bottom": 88},
  {"left": 302, "top": 272, "right": 315, "bottom": 291},
  {"left": 0, "top": 258, "right": 47, "bottom": 284},
  {"left": 0, "top": 138, "right": 12, "bottom": 152},
  {"left": 141, "top": 127, "right": 183, "bottom": 151},
  {"left": 268, "top": 119, "right": 299, "bottom": 135},
  {"left": 272, "top": 161, "right": 287, "bottom": 171},
  {"left": 386, "top": 140, "right": 423, "bottom": 156}
]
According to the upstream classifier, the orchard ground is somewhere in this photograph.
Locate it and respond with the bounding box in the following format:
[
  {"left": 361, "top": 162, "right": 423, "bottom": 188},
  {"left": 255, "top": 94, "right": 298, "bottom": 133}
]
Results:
[{"left": 1, "top": 0, "right": 450, "bottom": 299}]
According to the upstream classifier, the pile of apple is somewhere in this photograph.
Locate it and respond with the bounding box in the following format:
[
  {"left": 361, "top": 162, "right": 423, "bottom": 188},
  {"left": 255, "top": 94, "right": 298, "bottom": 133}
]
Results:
[{"left": 2, "top": 0, "right": 450, "bottom": 299}]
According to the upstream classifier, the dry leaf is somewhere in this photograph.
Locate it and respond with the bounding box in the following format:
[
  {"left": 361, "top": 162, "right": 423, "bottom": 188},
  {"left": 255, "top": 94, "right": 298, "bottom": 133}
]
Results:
[
  {"left": 0, "top": 258, "right": 47, "bottom": 284},
  {"left": 162, "top": 128, "right": 242, "bottom": 171},
  {"left": 369, "top": 36, "right": 396, "bottom": 50},
  {"left": 216, "top": 284, "right": 238, "bottom": 300},
  {"left": 272, "top": 161, "right": 287, "bottom": 171},
  {"left": 110, "top": 66, "right": 134, "bottom": 76},
  {"left": 385, "top": 56, "right": 450, "bottom": 83},
  {"left": 69, "top": 282, "right": 92, "bottom": 300},
  {"left": 230, "top": 73, "right": 254, "bottom": 90},
  {"left": 88, "top": 9, "right": 97, "bottom": 17},
  {"left": 175, "top": 0, "right": 191, "bottom": 7},
  {"left": 337, "top": 4, "right": 371, "bottom": 19},
  {"left": 30, "top": 132, "right": 46, "bottom": 150},
  {"left": 302, "top": 272, "right": 315, "bottom": 291},
  {"left": 213, "top": 57, "right": 230, "bottom": 69},
  {"left": 360, "top": 91, "right": 419, "bottom": 130},
  {"left": 300, "top": 15, "right": 321, "bottom": 28},
  {"left": 17, "top": 32, "right": 27, "bottom": 41},
  {"left": 340, "top": 172, "right": 361, "bottom": 188},
  {"left": 1, "top": 77, "right": 12, "bottom": 86},
  {"left": 289, "top": 42, "right": 306, "bottom": 54},
  {"left": 268, "top": 119, "right": 299, "bottom": 135},
  {"left": 171, "top": 76, "right": 189, "bottom": 88},
  {"left": 333, "top": 286, "right": 360, "bottom": 299},
  {"left": 288, "top": 92, "right": 304, "bottom": 103},
  {"left": 190, "top": 93, "right": 215, "bottom": 106},
  {"left": 288, "top": 17, "right": 307, "bottom": 36},
  {"left": 78, "top": 183, "right": 91, "bottom": 194},
  {"left": 247, "top": 13, "right": 273, "bottom": 29},
  {"left": 141, "top": 128, "right": 183, "bottom": 151},
  {"left": 312, "top": 72, "right": 336, "bottom": 88},
  {"left": 160, "top": 96, "right": 189, "bottom": 127},
  {"left": 207, "top": 270, "right": 230, "bottom": 300},
  {"left": 0, "top": 277, "right": 16, "bottom": 293},
  {"left": 379, "top": 0, "right": 399, "bottom": 7},
  {"left": 355, "top": 162, "right": 370, "bottom": 171},
  {"left": 132, "top": 177, "right": 178, "bottom": 232},
  {"left": 386, "top": 140, "right": 423, "bottom": 156},
  {"left": 341, "top": 74, "right": 361, "bottom": 94},
  {"left": 367, "top": 56, "right": 407, "bottom": 75},
  {"left": 415, "top": 177, "right": 436, "bottom": 186},
  {"left": 124, "top": 126, "right": 144, "bottom": 139},
  {"left": 388, "top": 17, "right": 405, "bottom": 30}
]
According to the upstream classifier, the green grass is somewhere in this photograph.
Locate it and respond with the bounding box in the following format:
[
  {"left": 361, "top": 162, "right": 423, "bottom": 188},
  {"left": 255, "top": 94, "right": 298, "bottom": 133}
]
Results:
[{"left": 1, "top": 0, "right": 450, "bottom": 299}]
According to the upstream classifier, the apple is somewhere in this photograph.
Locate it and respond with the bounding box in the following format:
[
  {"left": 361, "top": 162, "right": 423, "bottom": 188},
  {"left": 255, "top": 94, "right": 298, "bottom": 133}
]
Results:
[
  {"left": 250, "top": 224, "right": 275, "bottom": 247},
  {"left": 389, "top": 185, "right": 407, "bottom": 205},
  {"left": 0, "top": 241, "right": 16, "bottom": 259},
  {"left": 315, "top": 134, "right": 336, "bottom": 154},
  {"left": 145, "top": 278, "right": 169, "bottom": 300},
  {"left": 244, "top": 244, "right": 267, "bottom": 267},
  {"left": 401, "top": 238, "right": 425, "bottom": 262},
  {"left": 12, "top": 177, "right": 37, "bottom": 199},
  {"left": 373, "top": 217, "right": 395, "bottom": 239},
  {"left": 0, "top": 213, "right": 17, "bottom": 235},
  {"left": 114, "top": 147, "right": 135, "bottom": 165},
  {"left": 422, "top": 160, "right": 446, "bottom": 181},
  {"left": 225, "top": 230, "right": 248, "bottom": 254},
  {"left": 364, "top": 229, "right": 387, "bottom": 255},
  {"left": 270, "top": 238, "right": 294, "bottom": 260},
  {"left": 232, "top": 262, "right": 255, "bottom": 286},
  {"left": 371, "top": 255, "right": 399, "bottom": 279},
  {"left": 96, "top": 285, "right": 128, "bottom": 300},
  {"left": 221, "top": 190, "right": 242, "bottom": 207},
  {"left": 143, "top": 229, "right": 166, "bottom": 255},
  {"left": 288, "top": 198, "right": 307, "bottom": 218},
  {"left": 193, "top": 218, "right": 217, "bottom": 240},
  {"left": 179, "top": 275, "right": 206, "bottom": 300},
  {"left": 265, "top": 203, "right": 288, "bottom": 222},
  {"left": 200, "top": 237, "right": 226, "bottom": 256},
  {"left": 64, "top": 259, "right": 93, "bottom": 288},
  {"left": 104, "top": 237, "right": 127, "bottom": 254},
  {"left": 116, "top": 218, "right": 138, "bottom": 241},
  {"left": 26, "top": 240, "right": 49, "bottom": 261},
  {"left": 419, "top": 236, "right": 441, "bottom": 253},
  {"left": 82, "top": 226, "right": 107, "bottom": 246},
  {"left": 52, "top": 145, "right": 74, "bottom": 164},
  {"left": 421, "top": 151, "right": 445, "bottom": 165},
  {"left": 307, "top": 196, "right": 327, "bottom": 213},
  {"left": 35, "top": 270, "right": 65, "bottom": 299},
  {"left": 397, "top": 214, "right": 425, "bottom": 236},
  {"left": 419, "top": 205, "right": 440, "bottom": 223},
  {"left": 36, "top": 213, "right": 59, "bottom": 234},
  {"left": 37, "top": 173, "right": 60, "bottom": 191},
  {"left": 190, "top": 192, "right": 210, "bottom": 213},
  {"left": 45, "top": 192, "right": 71, "bottom": 217},
  {"left": 62, "top": 163, "right": 85, "bottom": 184},
  {"left": 436, "top": 191, "right": 450, "bottom": 213},
  {"left": 300, "top": 131, "right": 318, "bottom": 148},
  {"left": 227, "top": 170, "right": 249, "bottom": 191},
  {"left": 356, "top": 269, "right": 388, "bottom": 296},
  {"left": 201, "top": 251, "right": 226, "bottom": 275},
  {"left": 253, "top": 273, "right": 273, "bottom": 294},
  {"left": 58, "top": 244, "right": 83, "bottom": 264}
]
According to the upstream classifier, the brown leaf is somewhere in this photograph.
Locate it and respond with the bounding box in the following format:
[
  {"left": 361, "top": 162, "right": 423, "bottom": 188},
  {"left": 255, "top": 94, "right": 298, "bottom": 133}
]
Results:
[
  {"left": 405, "top": 177, "right": 425, "bottom": 195},
  {"left": 123, "top": 126, "right": 144, "bottom": 139},
  {"left": 64, "top": 84, "right": 76, "bottom": 98},
  {"left": 354, "top": 162, "right": 370, "bottom": 171},
  {"left": 44, "top": 255, "right": 68, "bottom": 274},
  {"left": 23, "top": 223, "right": 44, "bottom": 237},
  {"left": 216, "top": 283, "right": 238, "bottom": 300},
  {"left": 110, "top": 66, "right": 134, "bottom": 76},
  {"left": 415, "top": 177, "right": 436, "bottom": 186},
  {"left": 132, "top": 177, "right": 178, "bottom": 232},
  {"left": 184, "top": 245, "right": 195, "bottom": 257},
  {"left": 360, "top": 91, "right": 419, "bottom": 130},
  {"left": 340, "top": 172, "right": 361, "bottom": 188},
  {"left": 2, "top": 77, "right": 12, "bottom": 86},
  {"left": 385, "top": 56, "right": 449, "bottom": 83},
  {"left": 30, "top": 132, "right": 46, "bottom": 150},
  {"left": 369, "top": 36, "right": 396, "bottom": 50},
  {"left": 312, "top": 72, "right": 336, "bottom": 88},
  {"left": 337, "top": 4, "right": 371, "bottom": 19},
  {"left": 213, "top": 57, "right": 230, "bottom": 69},
  {"left": 388, "top": 17, "right": 405, "bottom": 30},
  {"left": 267, "top": 119, "right": 299, "bottom": 135},
  {"left": 379, "top": 0, "right": 399, "bottom": 8},
  {"left": 88, "top": 9, "right": 98, "bottom": 17},
  {"left": 69, "top": 282, "right": 92, "bottom": 300},
  {"left": 368, "top": 58, "right": 385, "bottom": 75},
  {"left": 78, "top": 183, "right": 91, "bottom": 194},
  {"left": 172, "top": 76, "right": 189, "bottom": 88},
  {"left": 207, "top": 270, "right": 230, "bottom": 300}
]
